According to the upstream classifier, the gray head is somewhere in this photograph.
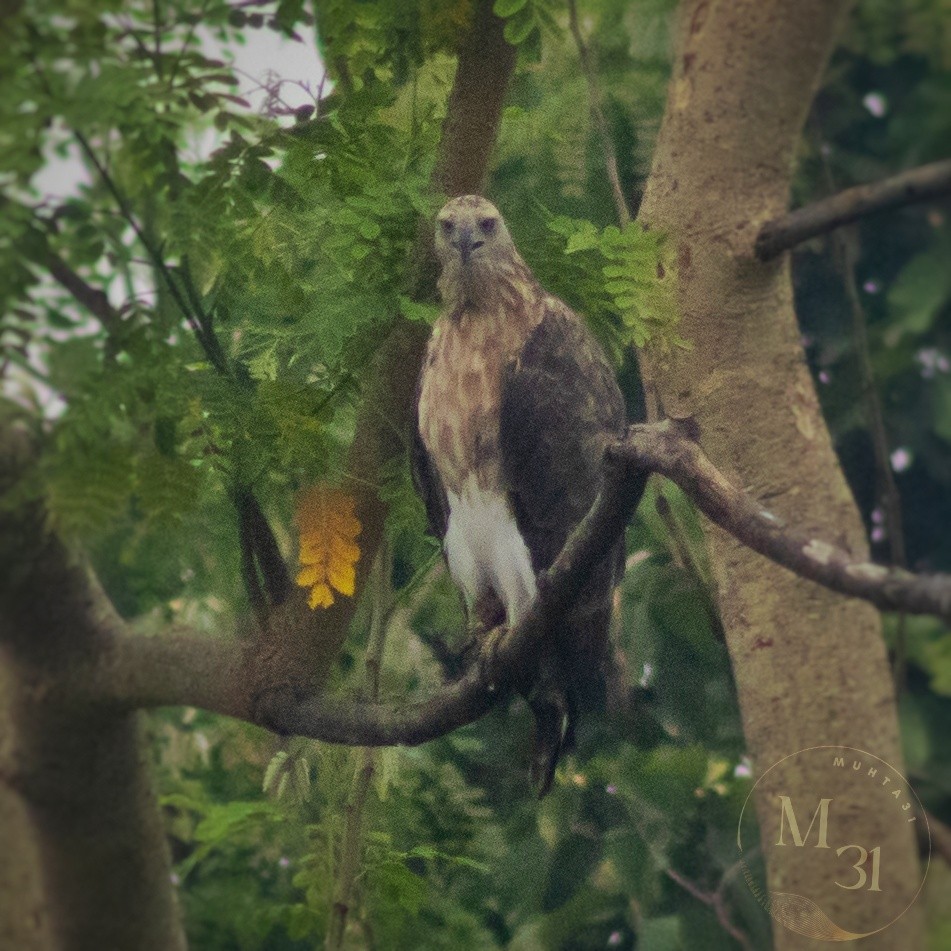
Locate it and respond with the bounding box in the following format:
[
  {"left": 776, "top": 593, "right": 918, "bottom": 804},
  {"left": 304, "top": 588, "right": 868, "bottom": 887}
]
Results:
[{"left": 434, "top": 195, "right": 516, "bottom": 268}]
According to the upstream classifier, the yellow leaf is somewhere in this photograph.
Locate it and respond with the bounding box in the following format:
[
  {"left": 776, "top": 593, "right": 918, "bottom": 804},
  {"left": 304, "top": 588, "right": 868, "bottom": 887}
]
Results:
[
  {"left": 294, "top": 484, "right": 362, "bottom": 611},
  {"left": 327, "top": 561, "right": 356, "bottom": 597},
  {"left": 307, "top": 584, "right": 335, "bottom": 610}
]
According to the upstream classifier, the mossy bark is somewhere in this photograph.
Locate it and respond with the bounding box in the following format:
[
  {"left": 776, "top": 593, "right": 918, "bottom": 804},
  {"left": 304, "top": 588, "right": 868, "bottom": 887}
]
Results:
[{"left": 638, "top": 1, "right": 922, "bottom": 946}]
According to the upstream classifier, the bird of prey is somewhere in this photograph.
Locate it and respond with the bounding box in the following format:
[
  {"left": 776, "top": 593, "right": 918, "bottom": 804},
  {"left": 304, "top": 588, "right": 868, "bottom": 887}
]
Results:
[{"left": 412, "top": 195, "right": 643, "bottom": 796}]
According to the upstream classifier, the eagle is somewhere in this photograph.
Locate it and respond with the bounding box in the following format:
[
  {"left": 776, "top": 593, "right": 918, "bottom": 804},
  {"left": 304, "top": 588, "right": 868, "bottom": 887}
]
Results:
[{"left": 412, "top": 195, "right": 643, "bottom": 796}]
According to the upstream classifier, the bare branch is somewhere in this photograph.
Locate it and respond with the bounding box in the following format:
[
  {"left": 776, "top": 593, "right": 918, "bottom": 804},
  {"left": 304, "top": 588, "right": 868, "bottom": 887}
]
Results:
[
  {"left": 756, "top": 158, "right": 951, "bottom": 260},
  {"left": 45, "top": 250, "right": 121, "bottom": 332},
  {"left": 666, "top": 867, "right": 754, "bottom": 951},
  {"left": 613, "top": 423, "right": 951, "bottom": 625},
  {"left": 831, "top": 221, "right": 910, "bottom": 688}
]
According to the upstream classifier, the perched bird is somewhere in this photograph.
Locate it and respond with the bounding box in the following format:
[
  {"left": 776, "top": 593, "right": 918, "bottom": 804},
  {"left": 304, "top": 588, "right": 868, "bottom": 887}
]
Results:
[{"left": 412, "top": 195, "right": 643, "bottom": 795}]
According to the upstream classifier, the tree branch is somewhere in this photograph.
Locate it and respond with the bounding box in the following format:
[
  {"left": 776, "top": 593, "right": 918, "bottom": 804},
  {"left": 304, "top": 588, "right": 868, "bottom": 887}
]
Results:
[
  {"left": 42, "top": 204, "right": 291, "bottom": 618},
  {"left": 612, "top": 423, "right": 951, "bottom": 624},
  {"left": 100, "top": 420, "right": 951, "bottom": 748},
  {"left": 45, "top": 250, "right": 121, "bottom": 333},
  {"left": 755, "top": 158, "right": 951, "bottom": 260},
  {"left": 665, "top": 866, "right": 754, "bottom": 951},
  {"left": 70, "top": 129, "right": 231, "bottom": 376},
  {"left": 232, "top": 487, "right": 292, "bottom": 610}
]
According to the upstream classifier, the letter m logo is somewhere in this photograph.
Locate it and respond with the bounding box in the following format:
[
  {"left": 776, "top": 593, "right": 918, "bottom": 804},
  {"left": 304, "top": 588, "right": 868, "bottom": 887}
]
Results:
[{"left": 776, "top": 796, "right": 832, "bottom": 848}]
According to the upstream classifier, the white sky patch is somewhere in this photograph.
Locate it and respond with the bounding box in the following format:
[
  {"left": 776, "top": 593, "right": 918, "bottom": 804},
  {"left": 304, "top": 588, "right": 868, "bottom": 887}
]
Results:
[
  {"left": 10, "top": 25, "right": 326, "bottom": 417},
  {"left": 32, "top": 25, "right": 326, "bottom": 201}
]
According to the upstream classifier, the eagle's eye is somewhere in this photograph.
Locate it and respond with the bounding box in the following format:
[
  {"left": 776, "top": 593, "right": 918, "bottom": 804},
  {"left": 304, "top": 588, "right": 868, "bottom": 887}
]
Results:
[
  {"left": 479, "top": 217, "right": 497, "bottom": 234},
  {"left": 440, "top": 219, "right": 453, "bottom": 235}
]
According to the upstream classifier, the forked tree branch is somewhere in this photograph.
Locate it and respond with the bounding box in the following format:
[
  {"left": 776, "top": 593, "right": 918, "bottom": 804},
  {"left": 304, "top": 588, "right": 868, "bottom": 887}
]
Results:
[
  {"left": 100, "top": 420, "right": 951, "bottom": 748},
  {"left": 756, "top": 158, "right": 951, "bottom": 260},
  {"left": 611, "top": 424, "right": 951, "bottom": 622}
]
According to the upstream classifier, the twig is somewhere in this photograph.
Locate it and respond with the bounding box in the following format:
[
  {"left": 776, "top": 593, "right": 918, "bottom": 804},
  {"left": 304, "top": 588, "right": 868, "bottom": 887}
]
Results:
[
  {"left": 71, "top": 130, "right": 231, "bottom": 375},
  {"left": 815, "top": 131, "right": 910, "bottom": 691},
  {"left": 152, "top": 0, "right": 162, "bottom": 71},
  {"left": 834, "top": 227, "right": 909, "bottom": 689},
  {"left": 567, "top": 0, "right": 631, "bottom": 225},
  {"left": 327, "top": 546, "right": 393, "bottom": 950},
  {"left": 666, "top": 866, "right": 754, "bottom": 951},
  {"left": 165, "top": 0, "right": 214, "bottom": 90},
  {"left": 756, "top": 158, "right": 951, "bottom": 260}
]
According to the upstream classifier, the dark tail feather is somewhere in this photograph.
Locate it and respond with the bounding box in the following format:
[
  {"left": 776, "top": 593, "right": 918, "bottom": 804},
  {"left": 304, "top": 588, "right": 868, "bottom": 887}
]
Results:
[
  {"left": 527, "top": 588, "right": 624, "bottom": 796},
  {"left": 527, "top": 670, "right": 571, "bottom": 798}
]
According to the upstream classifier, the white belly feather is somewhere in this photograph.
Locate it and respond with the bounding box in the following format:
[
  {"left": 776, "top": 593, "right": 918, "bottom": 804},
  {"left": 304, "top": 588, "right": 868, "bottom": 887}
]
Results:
[{"left": 443, "top": 475, "right": 537, "bottom": 626}]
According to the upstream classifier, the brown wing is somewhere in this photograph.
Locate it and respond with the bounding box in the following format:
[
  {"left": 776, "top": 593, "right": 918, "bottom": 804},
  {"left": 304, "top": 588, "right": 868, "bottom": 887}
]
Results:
[
  {"left": 499, "top": 300, "right": 637, "bottom": 575},
  {"left": 500, "top": 300, "right": 646, "bottom": 790}
]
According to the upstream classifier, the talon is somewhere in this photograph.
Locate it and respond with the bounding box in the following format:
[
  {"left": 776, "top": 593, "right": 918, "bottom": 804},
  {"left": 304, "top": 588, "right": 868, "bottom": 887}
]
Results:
[{"left": 477, "top": 624, "right": 508, "bottom": 694}]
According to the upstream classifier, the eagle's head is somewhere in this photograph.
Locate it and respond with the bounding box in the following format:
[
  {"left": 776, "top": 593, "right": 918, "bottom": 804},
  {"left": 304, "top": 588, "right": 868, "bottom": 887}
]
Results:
[
  {"left": 434, "top": 195, "right": 515, "bottom": 268},
  {"left": 435, "top": 196, "right": 522, "bottom": 310}
]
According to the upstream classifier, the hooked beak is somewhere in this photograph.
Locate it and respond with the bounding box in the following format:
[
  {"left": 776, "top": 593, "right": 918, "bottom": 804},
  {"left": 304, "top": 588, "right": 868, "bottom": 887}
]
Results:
[{"left": 455, "top": 228, "right": 484, "bottom": 265}]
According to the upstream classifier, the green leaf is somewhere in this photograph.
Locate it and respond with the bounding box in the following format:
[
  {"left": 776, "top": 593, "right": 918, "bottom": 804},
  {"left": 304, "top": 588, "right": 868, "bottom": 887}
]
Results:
[
  {"left": 359, "top": 219, "right": 382, "bottom": 240},
  {"left": 565, "top": 229, "right": 600, "bottom": 254},
  {"left": 398, "top": 295, "right": 439, "bottom": 323},
  {"left": 46, "top": 337, "right": 102, "bottom": 395},
  {"left": 374, "top": 860, "right": 427, "bottom": 914},
  {"left": 494, "top": 0, "right": 529, "bottom": 15},
  {"left": 885, "top": 236, "right": 951, "bottom": 341},
  {"left": 639, "top": 915, "right": 682, "bottom": 951},
  {"left": 503, "top": 5, "right": 537, "bottom": 45}
]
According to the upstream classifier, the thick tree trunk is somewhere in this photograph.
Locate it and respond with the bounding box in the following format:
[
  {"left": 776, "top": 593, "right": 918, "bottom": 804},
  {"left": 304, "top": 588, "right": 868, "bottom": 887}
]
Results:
[
  {"left": 0, "top": 432, "right": 186, "bottom": 951},
  {"left": 638, "top": 1, "right": 922, "bottom": 947},
  {"left": 0, "top": 666, "right": 53, "bottom": 950}
]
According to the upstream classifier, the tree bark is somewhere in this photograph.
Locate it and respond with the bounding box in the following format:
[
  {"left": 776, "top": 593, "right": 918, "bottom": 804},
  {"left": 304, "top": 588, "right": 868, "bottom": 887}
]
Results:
[
  {"left": 0, "top": 664, "right": 54, "bottom": 950},
  {"left": 258, "top": 0, "right": 518, "bottom": 696},
  {"left": 637, "top": 1, "right": 922, "bottom": 947},
  {"left": 0, "top": 431, "right": 186, "bottom": 951}
]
